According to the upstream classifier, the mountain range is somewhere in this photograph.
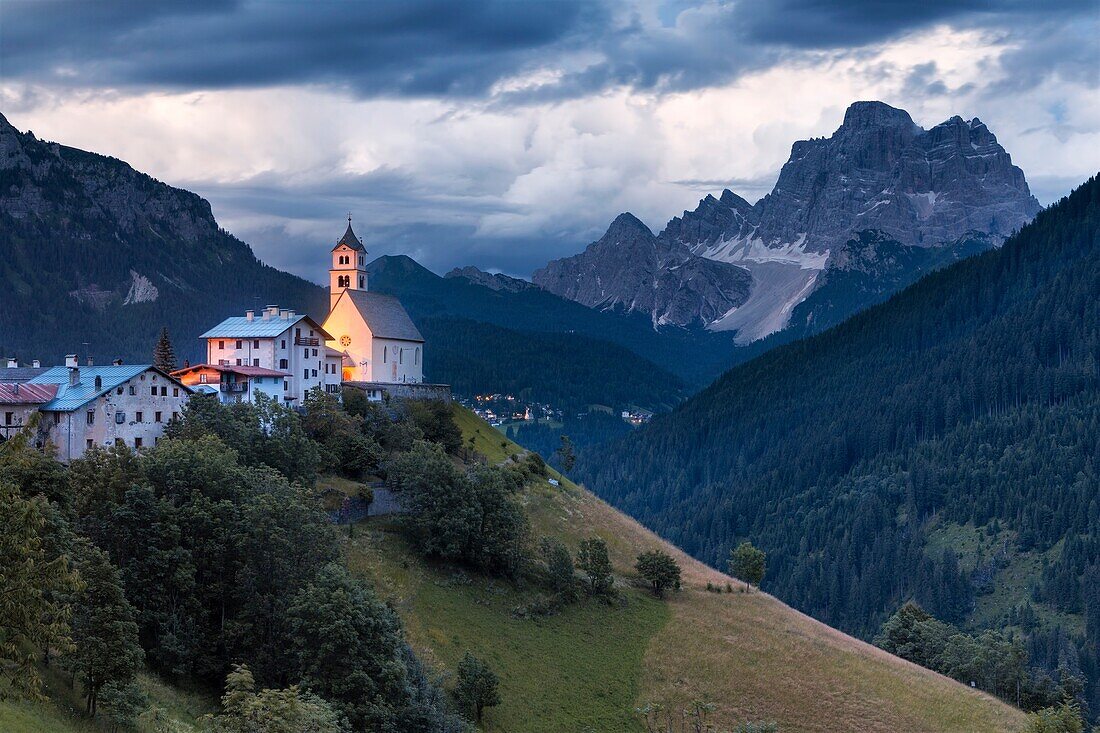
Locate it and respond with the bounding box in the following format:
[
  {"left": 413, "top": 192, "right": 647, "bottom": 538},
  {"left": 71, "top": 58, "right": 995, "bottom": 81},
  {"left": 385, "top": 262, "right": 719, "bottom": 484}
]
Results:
[
  {"left": 580, "top": 174, "right": 1100, "bottom": 714},
  {"left": 534, "top": 101, "right": 1041, "bottom": 343}
]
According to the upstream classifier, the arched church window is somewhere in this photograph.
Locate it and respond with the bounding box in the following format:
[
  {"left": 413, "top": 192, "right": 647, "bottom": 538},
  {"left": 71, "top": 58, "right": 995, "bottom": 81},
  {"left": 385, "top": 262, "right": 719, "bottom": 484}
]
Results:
[
  {"left": 383, "top": 347, "right": 387, "bottom": 363},
  {"left": 415, "top": 348, "right": 420, "bottom": 365},
  {"left": 358, "top": 276, "right": 364, "bottom": 288},
  {"left": 400, "top": 349, "right": 404, "bottom": 365}
]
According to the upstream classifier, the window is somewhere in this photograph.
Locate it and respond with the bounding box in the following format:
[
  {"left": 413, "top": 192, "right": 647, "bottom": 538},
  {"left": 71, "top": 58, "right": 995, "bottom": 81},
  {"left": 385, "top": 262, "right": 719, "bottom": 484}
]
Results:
[
  {"left": 54, "top": 413, "right": 61, "bottom": 425},
  {"left": 161, "top": 386, "right": 167, "bottom": 396},
  {"left": 304, "top": 369, "right": 309, "bottom": 379},
  {"left": 304, "top": 348, "right": 309, "bottom": 358},
  {"left": 279, "top": 358, "right": 288, "bottom": 369},
  {"left": 155, "top": 411, "right": 162, "bottom": 423},
  {"left": 199, "top": 373, "right": 208, "bottom": 383},
  {"left": 253, "top": 340, "right": 260, "bottom": 349},
  {"left": 311, "top": 369, "right": 317, "bottom": 378},
  {"left": 117, "top": 387, "right": 123, "bottom": 395},
  {"left": 281, "top": 340, "right": 286, "bottom": 349},
  {"left": 399, "top": 349, "right": 404, "bottom": 365},
  {"left": 114, "top": 412, "right": 124, "bottom": 424},
  {"left": 135, "top": 411, "right": 143, "bottom": 423},
  {"left": 151, "top": 387, "right": 157, "bottom": 396},
  {"left": 236, "top": 340, "right": 243, "bottom": 349},
  {"left": 4, "top": 412, "right": 12, "bottom": 426},
  {"left": 383, "top": 346, "right": 387, "bottom": 363},
  {"left": 87, "top": 410, "right": 95, "bottom": 425},
  {"left": 254, "top": 378, "right": 262, "bottom": 385},
  {"left": 359, "top": 275, "right": 364, "bottom": 288},
  {"left": 415, "top": 348, "right": 420, "bottom": 366},
  {"left": 219, "top": 341, "right": 225, "bottom": 349},
  {"left": 283, "top": 381, "right": 288, "bottom": 392},
  {"left": 309, "top": 329, "right": 314, "bottom": 337},
  {"left": 312, "top": 348, "right": 317, "bottom": 357},
  {"left": 295, "top": 328, "right": 301, "bottom": 338},
  {"left": 173, "top": 387, "right": 179, "bottom": 397},
  {"left": 236, "top": 359, "right": 242, "bottom": 366},
  {"left": 253, "top": 358, "right": 260, "bottom": 367},
  {"left": 86, "top": 439, "right": 93, "bottom": 450},
  {"left": 129, "top": 385, "right": 136, "bottom": 395},
  {"left": 171, "top": 412, "right": 178, "bottom": 421},
  {"left": 134, "top": 437, "right": 143, "bottom": 448}
]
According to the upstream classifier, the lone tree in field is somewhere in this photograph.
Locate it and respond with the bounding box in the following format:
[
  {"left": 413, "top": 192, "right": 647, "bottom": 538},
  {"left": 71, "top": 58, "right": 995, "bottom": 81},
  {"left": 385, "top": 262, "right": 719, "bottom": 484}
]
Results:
[
  {"left": 728, "top": 541, "right": 766, "bottom": 592},
  {"left": 635, "top": 549, "right": 681, "bottom": 598},
  {"left": 555, "top": 435, "right": 576, "bottom": 474},
  {"left": 454, "top": 652, "right": 500, "bottom": 724},
  {"left": 153, "top": 327, "right": 177, "bottom": 372},
  {"left": 577, "top": 537, "right": 614, "bottom": 598}
]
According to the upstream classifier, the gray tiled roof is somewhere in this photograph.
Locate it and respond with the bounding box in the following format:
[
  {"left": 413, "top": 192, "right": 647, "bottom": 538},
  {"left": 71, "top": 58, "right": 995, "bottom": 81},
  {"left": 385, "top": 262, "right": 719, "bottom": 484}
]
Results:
[
  {"left": 0, "top": 367, "right": 48, "bottom": 382},
  {"left": 344, "top": 290, "right": 423, "bottom": 342}
]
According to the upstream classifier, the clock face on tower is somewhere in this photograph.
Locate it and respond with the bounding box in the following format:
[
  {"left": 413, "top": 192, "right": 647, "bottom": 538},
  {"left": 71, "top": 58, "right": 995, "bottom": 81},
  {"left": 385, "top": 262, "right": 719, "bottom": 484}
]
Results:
[{"left": 339, "top": 335, "right": 352, "bottom": 347}]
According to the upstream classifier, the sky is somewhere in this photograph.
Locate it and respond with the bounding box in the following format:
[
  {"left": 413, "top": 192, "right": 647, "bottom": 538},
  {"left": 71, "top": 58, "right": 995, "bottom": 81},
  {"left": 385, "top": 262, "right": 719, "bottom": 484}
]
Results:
[{"left": 2, "top": 0, "right": 1098, "bottom": 283}]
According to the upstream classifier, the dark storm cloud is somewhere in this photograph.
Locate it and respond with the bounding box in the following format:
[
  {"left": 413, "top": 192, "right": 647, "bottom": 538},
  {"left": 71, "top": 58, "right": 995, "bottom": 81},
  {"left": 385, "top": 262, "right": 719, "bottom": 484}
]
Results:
[
  {"left": 739, "top": 0, "right": 1095, "bottom": 49},
  {"left": 3, "top": 0, "right": 1095, "bottom": 100},
  {"left": 0, "top": 0, "right": 601, "bottom": 96}
]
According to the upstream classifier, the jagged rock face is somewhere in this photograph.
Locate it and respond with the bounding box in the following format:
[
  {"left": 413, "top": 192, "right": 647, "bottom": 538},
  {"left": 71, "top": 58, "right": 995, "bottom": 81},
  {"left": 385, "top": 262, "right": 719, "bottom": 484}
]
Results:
[
  {"left": 445, "top": 266, "right": 535, "bottom": 293},
  {"left": 737, "top": 101, "right": 1040, "bottom": 254},
  {"left": 532, "top": 213, "right": 752, "bottom": 328},
  {"left": 536, "top": 101, "right": 1041, "bottom": 341}
]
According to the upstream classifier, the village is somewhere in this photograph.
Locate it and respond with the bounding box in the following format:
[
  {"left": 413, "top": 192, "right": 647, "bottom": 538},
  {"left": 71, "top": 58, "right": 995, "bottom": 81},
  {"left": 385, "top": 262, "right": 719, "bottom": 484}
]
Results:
[{"left": 0, "top": 219, "right": 447, "bottom": 461}]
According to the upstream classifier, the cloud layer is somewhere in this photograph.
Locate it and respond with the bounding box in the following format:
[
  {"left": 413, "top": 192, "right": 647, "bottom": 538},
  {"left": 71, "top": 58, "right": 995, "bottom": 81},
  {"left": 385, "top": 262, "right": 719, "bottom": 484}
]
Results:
[{"left": 2, "top": 0, "right": 1097, "bottom": 281}]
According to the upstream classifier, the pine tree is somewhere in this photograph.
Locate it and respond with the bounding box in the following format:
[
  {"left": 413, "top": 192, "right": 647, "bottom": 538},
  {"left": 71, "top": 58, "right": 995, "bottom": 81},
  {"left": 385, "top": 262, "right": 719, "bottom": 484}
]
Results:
[
  {"left": 0, "top": 481, "right": 81, "bottom": 700},
  {"left": 153, "top": 327, "right": 177, "bottom": 372}
]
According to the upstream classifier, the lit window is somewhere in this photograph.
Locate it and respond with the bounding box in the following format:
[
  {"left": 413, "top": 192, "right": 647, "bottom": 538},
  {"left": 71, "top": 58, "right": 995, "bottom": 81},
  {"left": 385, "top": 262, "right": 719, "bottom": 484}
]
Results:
[{"left": 199, "top": 373, "right": 208, "bottom": 383}]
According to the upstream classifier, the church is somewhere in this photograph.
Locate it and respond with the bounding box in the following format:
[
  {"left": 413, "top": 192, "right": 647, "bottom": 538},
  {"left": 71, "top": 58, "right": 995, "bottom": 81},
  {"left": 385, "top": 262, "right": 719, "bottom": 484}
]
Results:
[{"left": 322, "top": 218, "right": 425, "bottom": 385}]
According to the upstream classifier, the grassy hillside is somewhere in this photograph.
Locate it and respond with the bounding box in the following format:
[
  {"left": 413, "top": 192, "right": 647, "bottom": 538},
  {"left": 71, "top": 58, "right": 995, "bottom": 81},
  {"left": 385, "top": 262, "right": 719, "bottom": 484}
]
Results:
[
  {"left": 0, "top": 670, "right": 214, "bottom": 733},
  {"left": 342, "top": 405, "right": 1025, "bottom": 733}
]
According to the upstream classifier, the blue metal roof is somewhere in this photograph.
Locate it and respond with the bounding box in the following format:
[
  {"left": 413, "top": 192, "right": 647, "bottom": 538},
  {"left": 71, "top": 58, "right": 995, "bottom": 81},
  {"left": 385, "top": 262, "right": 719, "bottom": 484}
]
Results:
[
  {"left": 200, "top": 314, "right": 331, "bottom": 340},
  {"left": 28, "top": 364, "right": 178, "bottom": 412}
]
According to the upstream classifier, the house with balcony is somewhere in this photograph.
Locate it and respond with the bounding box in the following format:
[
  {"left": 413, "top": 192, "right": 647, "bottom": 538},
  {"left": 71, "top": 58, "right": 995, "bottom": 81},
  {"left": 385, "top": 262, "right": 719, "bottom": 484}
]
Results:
[
  {"left": 170, "top": 363, "right": 292, "bottom": 404},
  {"left": 199, "top": 306, "right": 336, "bottom": 404}
]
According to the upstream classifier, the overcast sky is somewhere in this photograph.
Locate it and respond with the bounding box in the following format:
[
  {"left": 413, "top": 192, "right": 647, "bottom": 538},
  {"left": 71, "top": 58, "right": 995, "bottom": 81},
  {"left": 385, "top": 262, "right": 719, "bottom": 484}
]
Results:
[{"left": 2, "top": 0, "right": 1098, "bottom": 282}]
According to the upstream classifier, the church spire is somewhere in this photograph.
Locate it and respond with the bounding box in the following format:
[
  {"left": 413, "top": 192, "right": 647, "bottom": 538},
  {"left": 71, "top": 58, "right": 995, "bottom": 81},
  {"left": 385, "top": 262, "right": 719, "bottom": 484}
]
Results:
[{"left": 329, "top": 216, "right": 368, "bottom": 310}]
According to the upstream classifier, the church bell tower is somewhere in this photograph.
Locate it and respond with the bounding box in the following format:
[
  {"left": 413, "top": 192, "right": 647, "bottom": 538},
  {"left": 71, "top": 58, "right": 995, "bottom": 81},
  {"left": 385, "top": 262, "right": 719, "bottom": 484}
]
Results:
[{"left": 329, "top": 214, "right": 368, "bottom": 311}]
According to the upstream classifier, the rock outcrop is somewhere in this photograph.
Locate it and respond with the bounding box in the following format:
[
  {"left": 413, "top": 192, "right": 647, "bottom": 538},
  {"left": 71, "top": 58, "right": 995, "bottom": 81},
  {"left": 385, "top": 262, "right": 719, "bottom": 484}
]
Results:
[{"left": 532, "top": 213, "right": 752, "bottom": 329}]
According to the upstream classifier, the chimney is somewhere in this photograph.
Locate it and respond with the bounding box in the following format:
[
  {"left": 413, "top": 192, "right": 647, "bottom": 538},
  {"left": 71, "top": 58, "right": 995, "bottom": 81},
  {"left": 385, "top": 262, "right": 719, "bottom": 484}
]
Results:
[
  {"left": 31, "top": 360, "right": 40, "bottom": 368},
  {"left": 262, "top": 309, "right": 271, "bottom": 321},
  {"left": 112, "top": 358, "right": 123, "bottom": 366},
  {"left": 280, "top": 309, "right": 289, "bottom": 320},
  {"left": 65, "top": 354, "right": 78, "bottom": 369},
  {"left": 286, "top": 310, "right": 295, "bottom": 320},
  {"left": 246, "top": 309, "right": 255, "bottom": 321},
  {"left": 5, "top": 357, "right": 16, "bottom": 368},
  {"left": 69, "top": 366, "right": 80, "bottom": 386},
  {"left": 86, "top": 356, "right": 94, "bottom": 367}
]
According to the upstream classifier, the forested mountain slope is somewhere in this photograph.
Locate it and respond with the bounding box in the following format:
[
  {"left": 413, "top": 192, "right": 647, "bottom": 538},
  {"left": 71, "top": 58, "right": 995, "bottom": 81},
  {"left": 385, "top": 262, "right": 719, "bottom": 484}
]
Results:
[
  {"left": 579, "top": 176, "right": 1100, "bottom": 711},
  {"left": 347, "top": 406, "right": 1024, "bottom": 733},
  {"left": 0, "top": 113, "right": 327, "bottom": 365}
]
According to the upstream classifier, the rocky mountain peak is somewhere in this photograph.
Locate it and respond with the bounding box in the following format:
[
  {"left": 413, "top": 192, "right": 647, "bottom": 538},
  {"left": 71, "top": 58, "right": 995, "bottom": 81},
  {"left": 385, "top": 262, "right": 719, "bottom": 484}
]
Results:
[
  {"left": 535, "top": 100, "right": 1042, "bottom": 342},
  {"left": 445, "top": 266, "right": 535, "bottom": 293},
  {"left": 841, "top": 101, "right": 919, "bottom": 131}
]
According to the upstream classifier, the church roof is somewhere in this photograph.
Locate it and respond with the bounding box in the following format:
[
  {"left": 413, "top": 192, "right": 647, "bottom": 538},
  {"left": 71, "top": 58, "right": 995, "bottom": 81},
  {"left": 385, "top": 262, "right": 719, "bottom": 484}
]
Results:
[
  {"left": 342, "top": 290, "right": 424, "bottom": 342},
  {"left": 332, "top": 221, "right": 365, "bottom": 252}
]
